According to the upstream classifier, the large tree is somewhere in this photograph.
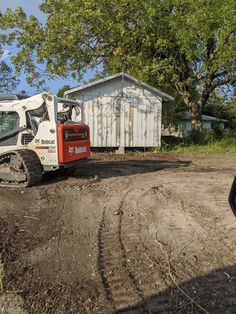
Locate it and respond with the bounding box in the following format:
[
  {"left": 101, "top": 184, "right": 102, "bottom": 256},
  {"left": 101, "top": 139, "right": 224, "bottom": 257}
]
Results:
[
  {"left": 0, "top": 60, "right": 19, "bottom": 93},
  {"left": 0, "top": 0, "right": 235, "bottom": 140}
]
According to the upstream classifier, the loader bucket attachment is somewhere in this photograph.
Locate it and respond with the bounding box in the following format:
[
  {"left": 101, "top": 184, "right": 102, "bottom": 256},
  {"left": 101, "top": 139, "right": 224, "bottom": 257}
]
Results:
[{"left": 228, "top": 176, "right": 236, "bottom": 217}]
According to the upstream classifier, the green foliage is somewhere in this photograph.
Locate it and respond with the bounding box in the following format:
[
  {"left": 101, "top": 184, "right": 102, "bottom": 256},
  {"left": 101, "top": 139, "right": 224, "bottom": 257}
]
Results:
[
  {"left": 202, "top": 91, "right": 236, "bottom": 129},
  {"left": 162, "top": 94, "right": 187, "bottom": 128},
  {"left": 161, "top": 138, "right": 236, "bottom": 154},
  {"left": 224, "top": 97, "right": 236, "bottom": 128},
  {"left": 162, "top": 127, "right": 236, "bottom": 153},
  {"left": 203, "top": 91, "right": 228, "bottom": 118},
  {"left": 57, "top": 85, "right": 71, "bottom": 97},
  {"left": 0, "top": 60, "right": 19, "bottom": 93},
  {"left": 0, "top": 1, "right": 235, "bottom": 88},
  {"left": 0, "top": 0, "right": 236, "bottom": 138}
]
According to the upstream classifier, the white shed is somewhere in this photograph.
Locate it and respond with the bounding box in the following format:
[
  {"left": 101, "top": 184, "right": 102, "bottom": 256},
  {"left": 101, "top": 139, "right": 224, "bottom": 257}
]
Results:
[{"left": 65, "top": 73, "right": 173, "bottom": 148}]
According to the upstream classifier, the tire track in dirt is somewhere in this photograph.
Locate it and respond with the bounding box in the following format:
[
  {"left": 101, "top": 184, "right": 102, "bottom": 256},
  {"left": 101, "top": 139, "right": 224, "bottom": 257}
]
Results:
[
  {"left": 118, "top": 188, "right": 174, "bottom": 313},
  {"left": 96, "top": 179, "right": 174, "bottom": 313},
  {"left": 97, "top": 197, "right": 143, "bottom": 312}
]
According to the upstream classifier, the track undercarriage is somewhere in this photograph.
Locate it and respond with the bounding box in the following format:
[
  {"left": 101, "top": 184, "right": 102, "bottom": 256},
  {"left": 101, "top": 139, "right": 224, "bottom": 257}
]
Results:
[{"left": 0, "top": 149, "right": 43, "bottom": 187}]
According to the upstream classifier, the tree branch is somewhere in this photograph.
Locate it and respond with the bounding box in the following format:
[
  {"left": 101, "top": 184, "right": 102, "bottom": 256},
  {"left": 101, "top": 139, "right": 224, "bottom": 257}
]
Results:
[{"left": 211, "top": 75, "right": 236, "bottom": 91}]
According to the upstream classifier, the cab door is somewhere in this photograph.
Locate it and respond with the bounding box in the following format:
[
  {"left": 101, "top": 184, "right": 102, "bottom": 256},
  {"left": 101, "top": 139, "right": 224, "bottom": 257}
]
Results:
[{"left": 0, "top": 111, "right": 19, "bottom": 146}]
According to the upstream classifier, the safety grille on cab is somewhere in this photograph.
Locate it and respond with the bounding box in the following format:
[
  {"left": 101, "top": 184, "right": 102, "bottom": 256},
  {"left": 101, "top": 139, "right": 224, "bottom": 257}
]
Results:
[{"left": 21, "top": 133, "right": 34, "bottom": 145}]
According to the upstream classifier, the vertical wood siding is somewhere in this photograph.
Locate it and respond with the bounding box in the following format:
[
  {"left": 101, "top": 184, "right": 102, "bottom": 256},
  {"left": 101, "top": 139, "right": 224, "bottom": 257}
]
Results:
[{"left": 70, "top": 77, "right": 162, "bottom": 147}]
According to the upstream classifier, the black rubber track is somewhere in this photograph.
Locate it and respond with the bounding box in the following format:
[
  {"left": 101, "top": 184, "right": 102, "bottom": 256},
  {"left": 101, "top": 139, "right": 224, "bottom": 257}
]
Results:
[{"left": 0, "top": 149, "right": 43, "bottom": 187}]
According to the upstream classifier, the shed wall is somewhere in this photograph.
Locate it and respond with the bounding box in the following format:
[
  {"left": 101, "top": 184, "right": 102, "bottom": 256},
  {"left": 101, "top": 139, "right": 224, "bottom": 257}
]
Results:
[{"left": 68, "top": 77, "right": 162, "bottom": 147}]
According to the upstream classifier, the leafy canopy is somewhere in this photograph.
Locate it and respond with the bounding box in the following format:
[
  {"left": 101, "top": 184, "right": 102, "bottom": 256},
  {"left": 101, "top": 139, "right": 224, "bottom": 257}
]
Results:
[
  {"left": 0, "top": 0, "right": 235, "bottom": 107},
  {"left": 0, "top": 60, "right": 19, "bottom": 93}
]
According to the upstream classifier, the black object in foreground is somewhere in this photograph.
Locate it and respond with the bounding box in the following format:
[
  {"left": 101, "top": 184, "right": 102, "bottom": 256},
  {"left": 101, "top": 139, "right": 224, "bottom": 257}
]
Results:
[{"left": 228, "top": 176, "right": 236, "bottom": 217}]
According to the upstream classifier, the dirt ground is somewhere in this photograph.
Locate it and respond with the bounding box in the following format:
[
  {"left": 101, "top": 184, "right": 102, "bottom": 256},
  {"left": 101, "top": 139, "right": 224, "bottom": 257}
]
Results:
[{"left": 0, "top": 151, "right": 236, "bottom": 314}]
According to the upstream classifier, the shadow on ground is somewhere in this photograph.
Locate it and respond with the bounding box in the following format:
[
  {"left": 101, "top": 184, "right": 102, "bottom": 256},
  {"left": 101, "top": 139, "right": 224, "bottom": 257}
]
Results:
[
  {"left": 116, "top": 264, "right": 236, "bottom": 314},
  {"left": 42, "top": 159, "right": 192, "bottom": 185}
]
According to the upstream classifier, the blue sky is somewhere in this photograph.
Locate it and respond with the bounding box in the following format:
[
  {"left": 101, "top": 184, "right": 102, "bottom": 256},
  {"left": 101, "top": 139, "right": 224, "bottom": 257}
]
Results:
[{"left": 0, "top": 0, "right": 96, "bottom": 95}]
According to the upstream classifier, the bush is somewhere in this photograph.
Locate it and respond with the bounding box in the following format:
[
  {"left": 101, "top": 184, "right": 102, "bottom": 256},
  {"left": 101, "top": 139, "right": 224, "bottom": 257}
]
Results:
[
  {"left": 161, "top": 128, "right": 236, "bottom": 153},
  {"left": 222, "top": 128, "right": 236, "bottom": 139}
]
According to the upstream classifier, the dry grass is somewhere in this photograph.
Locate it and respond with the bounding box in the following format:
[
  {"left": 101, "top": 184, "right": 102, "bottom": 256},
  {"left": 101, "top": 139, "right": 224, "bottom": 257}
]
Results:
[{"left": 0, "top": 254, "right": 4, "bottom": 290}]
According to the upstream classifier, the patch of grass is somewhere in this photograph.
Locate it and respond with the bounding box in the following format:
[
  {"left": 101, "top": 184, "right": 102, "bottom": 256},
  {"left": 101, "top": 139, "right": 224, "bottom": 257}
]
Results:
[
  {"left": 161, "top": 138, "right": 236, "bottom": 153},
  {"left": 13, "top": 294, "right": 24, "bottom": 307}
]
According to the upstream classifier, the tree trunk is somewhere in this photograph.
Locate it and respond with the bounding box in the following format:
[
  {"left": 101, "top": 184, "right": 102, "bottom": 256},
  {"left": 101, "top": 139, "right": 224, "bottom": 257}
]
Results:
[{"left": 189, "top": 101, "right": 203, "bottom": 142}]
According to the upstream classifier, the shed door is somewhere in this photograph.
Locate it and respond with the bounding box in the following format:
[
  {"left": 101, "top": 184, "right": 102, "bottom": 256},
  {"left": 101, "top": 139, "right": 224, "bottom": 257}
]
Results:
[
  {"left": 120, "top": 97, "right": 160, "bottom": 147},
  {"left": 87, "top": 97, "right": 121, "bottom": 147}
]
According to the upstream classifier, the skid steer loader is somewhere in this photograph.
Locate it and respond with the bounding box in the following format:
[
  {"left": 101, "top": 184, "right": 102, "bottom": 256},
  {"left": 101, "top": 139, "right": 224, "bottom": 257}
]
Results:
[{"left": 0, "top": 92, "right": 90, "bottom": 187}]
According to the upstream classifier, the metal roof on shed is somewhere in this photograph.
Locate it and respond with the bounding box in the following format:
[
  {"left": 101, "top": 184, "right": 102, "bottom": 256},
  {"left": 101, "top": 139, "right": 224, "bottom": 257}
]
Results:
[
  {"left": 64, "top": 72, "right": 174, "bottom": 102},
  {"left": 183, "top": 112, "right": 227, "bottom": 122}
]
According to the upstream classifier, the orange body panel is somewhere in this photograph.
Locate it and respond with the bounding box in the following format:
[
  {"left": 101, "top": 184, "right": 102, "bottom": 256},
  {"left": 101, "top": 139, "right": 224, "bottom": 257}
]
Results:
[{"left": 57, "top": 124, "right": 90, "bottom": 164}]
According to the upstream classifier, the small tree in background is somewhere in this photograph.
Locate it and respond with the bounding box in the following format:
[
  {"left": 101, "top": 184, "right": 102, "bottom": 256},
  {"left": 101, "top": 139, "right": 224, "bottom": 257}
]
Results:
[{"left": 57, "top": 85, "right": 71, "bottom": 98}]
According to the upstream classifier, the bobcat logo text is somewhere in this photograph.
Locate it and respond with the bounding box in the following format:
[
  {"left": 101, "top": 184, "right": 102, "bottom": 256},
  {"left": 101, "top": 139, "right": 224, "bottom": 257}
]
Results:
[{"left": 68, "top": 146, "right": 87, "bottom": 154}]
